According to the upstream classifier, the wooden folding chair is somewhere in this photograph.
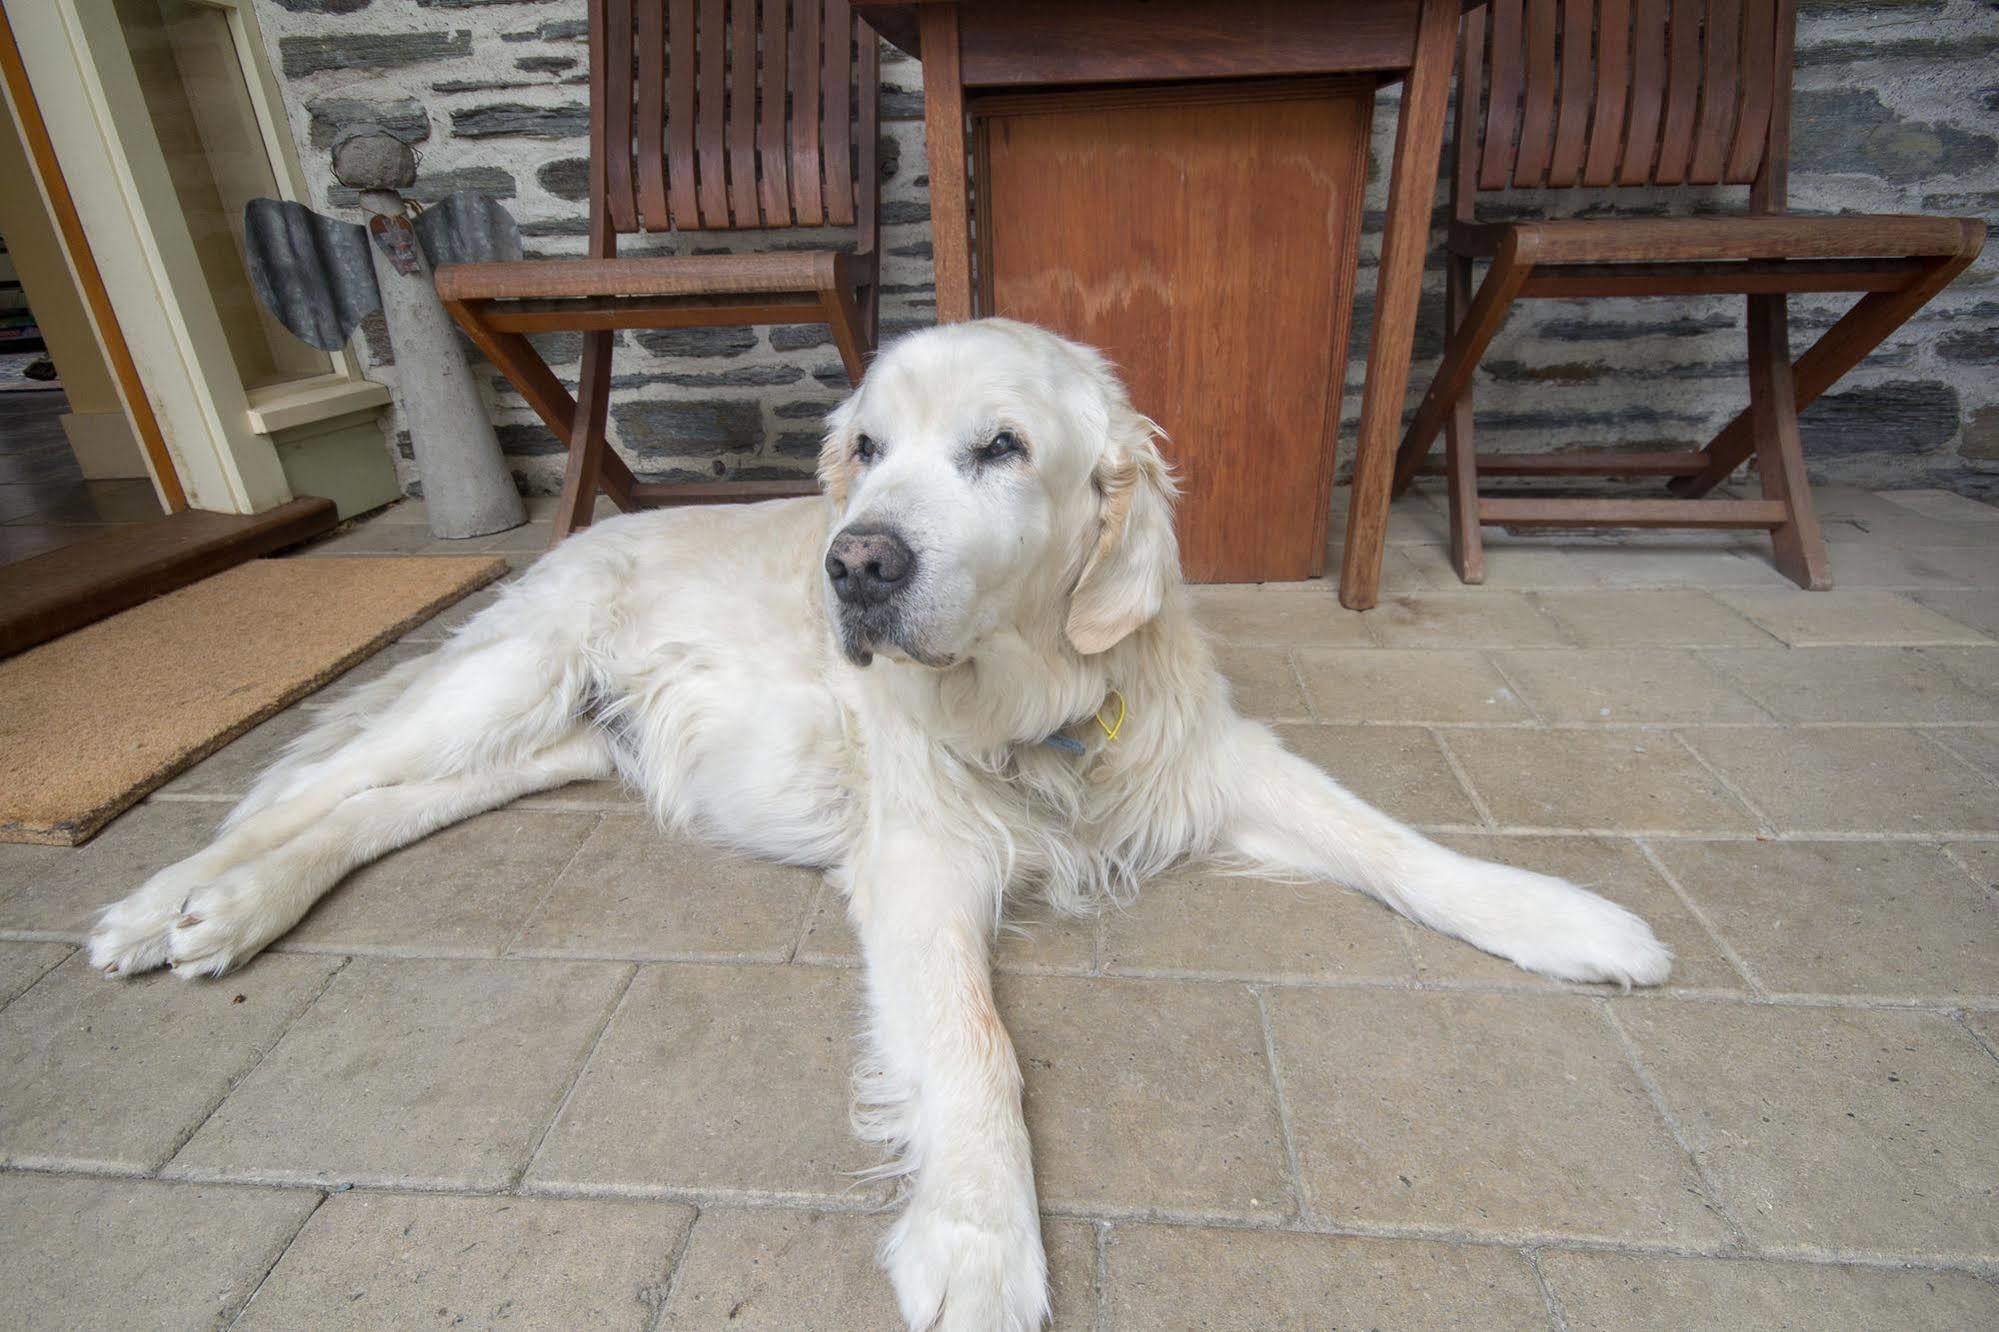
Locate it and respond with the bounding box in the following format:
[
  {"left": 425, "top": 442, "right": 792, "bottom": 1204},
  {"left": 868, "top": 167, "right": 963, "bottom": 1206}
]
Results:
[
  {"left": 436, "top": 0, "right": 880, "bottom": 541},
  {"left": 1392, "top": 0, "right": 1984, "bottom": 588}
]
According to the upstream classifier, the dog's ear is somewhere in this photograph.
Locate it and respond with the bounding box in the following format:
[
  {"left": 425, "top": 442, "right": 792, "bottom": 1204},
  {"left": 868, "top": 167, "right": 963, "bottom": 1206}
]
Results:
[
  {"left": 1066, "top": 411, "right": 1179, "bottom": 655},
  {"left": 818, "top": 393, "right": 859, "bottom": 511}
]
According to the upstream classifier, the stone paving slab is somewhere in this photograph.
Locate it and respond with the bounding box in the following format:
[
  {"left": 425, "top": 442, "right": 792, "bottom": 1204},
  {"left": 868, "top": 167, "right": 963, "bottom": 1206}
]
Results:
[
  {"left": 0, "top": 952, "right": 341, "bottom": 1172},
  {"left": 523, "top": 963, "right": 882, "bottom": 1203},
  {"left": 0, "top": 800, "right": 218, "bottom": 937},
  {"left": 1615, "top": 1002, "right": 1999, "bottom": 1259},
  {"left": 1539, "top": 1250, "right": 1999, "bottom": 1330},
  {"left": 1293, "top": 648, "right": 1533, "bottom": 724},
  {"left": 237, "top": 1191, "right": 694, "bottom": 1330},
  {"left": 168, "top": 958, "right": 631, "bottom": 1190},
  {"left": 1104, "top": 1226, "right": 1550, "bottom": 1330},
  {"left": 1274, "top": 723, "right": 1485, "bottom": 826},
  {"left": 0, "top": 1173, "right": 321, "bottom": 1331},
  {"left": 1441, "top": 729, "right": 1758, "bottom": 833},
  {"left": 1683, "top": 727, "right": 1999, "bottom": 835},
  {"left": 1266, "top": 988, "right": 1731, "bottom": 1246},
  {"left": 1099, "top": 868, "right": 1412, "bottom": 983}
]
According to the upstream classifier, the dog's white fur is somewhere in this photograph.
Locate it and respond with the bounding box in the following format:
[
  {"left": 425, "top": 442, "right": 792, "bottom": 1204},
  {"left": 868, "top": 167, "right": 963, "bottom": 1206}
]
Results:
[{"left": 90, "top": 319, "right": 1669, "bottom": 1330}]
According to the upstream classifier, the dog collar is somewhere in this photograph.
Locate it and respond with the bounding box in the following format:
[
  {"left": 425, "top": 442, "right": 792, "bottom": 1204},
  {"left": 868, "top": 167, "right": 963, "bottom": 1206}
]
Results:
[{"left": 1040, "top": 690, "right": 1126, "bottom": 754}]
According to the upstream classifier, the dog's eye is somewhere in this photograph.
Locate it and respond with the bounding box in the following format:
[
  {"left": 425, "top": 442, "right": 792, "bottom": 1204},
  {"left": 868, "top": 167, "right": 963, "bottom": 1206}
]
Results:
[
  {"left": 977, "top": 431, "right": 1024, "bottom": 464},
  {"left": 855, "top": 434, "right": 877, "bottom": 463}
]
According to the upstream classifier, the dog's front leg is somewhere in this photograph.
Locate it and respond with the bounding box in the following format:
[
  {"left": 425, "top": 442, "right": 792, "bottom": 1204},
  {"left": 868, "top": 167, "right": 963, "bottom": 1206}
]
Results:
[{"left": 846, "top": 823, "right": 1048, "bottom": 1332}]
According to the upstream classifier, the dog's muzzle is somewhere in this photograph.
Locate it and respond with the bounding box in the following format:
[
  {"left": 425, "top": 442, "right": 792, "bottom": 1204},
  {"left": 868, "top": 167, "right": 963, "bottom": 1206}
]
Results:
[{"left": 826, "top": 525, "right": 919, "bottom": 667}]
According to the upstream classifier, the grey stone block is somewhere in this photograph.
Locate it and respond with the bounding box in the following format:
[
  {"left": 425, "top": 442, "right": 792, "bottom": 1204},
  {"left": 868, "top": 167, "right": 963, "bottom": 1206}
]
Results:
[
  {"left": 1799, "top": 380, "right": 1960, "bottom": 457},
  {"left": 280, "top": 30, "right": 473, "bottom": 79},
  {"left": 452, "top": 102, "right": 591, "bottom": 139},
  {"left": 1791, "top": 89, "right": 1998, "bottom": 183},
  {"left": 630, "top": 326, "right": 758, "bottom": 358},
  {"left": 613, "top": 398, "right": 764, "bottom": 457},
  {"left": 306, "top": 97, "right": 429, "bottom": 149}
]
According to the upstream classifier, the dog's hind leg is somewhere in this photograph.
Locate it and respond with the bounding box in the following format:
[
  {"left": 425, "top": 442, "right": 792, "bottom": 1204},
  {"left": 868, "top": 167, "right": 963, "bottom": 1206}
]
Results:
[{"left": 1216, "top": 720, "right": 1671, "bottom": 987}]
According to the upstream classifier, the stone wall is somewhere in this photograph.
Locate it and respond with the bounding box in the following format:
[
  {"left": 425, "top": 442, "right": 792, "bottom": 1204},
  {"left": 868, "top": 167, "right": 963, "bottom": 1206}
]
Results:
[{"left": 251, "top": 0, "right": 1998, "bottom": 500}]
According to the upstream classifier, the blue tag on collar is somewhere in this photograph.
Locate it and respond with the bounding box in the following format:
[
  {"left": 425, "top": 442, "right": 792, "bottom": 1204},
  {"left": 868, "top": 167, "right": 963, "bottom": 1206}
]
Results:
[{"left": 1040, "top": 732, "right": 1088, "bottom": 755}]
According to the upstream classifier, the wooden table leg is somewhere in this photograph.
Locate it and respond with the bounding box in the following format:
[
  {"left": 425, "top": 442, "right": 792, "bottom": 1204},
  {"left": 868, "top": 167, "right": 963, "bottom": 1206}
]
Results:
[
  {"left": 1337, "top": 0, "right": 1459, "bottom": 610},
  {"left": 918, "top": 3, "right": 972, "bottom": 322}
]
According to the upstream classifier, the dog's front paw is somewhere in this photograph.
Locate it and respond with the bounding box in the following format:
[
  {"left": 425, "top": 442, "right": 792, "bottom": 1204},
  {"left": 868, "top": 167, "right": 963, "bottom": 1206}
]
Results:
[{"left": 881, "top": 1195, "right": 1049, "bottom": 1332}]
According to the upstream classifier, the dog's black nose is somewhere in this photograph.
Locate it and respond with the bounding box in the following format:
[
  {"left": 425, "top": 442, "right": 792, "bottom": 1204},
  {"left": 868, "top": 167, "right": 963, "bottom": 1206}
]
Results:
[{"left": 826, "top": 527, "right": 916, "bottom": 606}]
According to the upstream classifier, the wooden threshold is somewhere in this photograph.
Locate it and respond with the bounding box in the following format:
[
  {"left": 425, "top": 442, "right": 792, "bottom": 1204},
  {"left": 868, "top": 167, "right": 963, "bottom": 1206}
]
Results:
[{"left": 0, "top": 497, "right": 338, "bottom": 659}]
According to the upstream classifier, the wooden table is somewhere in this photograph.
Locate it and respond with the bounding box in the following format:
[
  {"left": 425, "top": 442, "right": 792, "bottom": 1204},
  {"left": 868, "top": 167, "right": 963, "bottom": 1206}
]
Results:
[{"left": 859, "top": 0, "right": 1460, "bottom": 606}]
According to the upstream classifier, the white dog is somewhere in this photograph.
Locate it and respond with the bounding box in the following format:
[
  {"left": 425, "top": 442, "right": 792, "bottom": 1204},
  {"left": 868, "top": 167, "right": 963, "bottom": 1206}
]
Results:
[{"left": 90, "top": 319, "right": 1668, "bottom": 1330}]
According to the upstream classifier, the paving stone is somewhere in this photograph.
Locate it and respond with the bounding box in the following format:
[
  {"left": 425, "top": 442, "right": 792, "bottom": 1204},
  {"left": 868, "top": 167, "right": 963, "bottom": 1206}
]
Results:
[
  {"left": 1616, "top": 1001, "right": 1999, "bottom": 1257},
  {"left": 0, "top": 1174, "right": 320, "bottom": 1332},
  {"left": 1817, "top": 541, "right": 1994, "bottom": 590},
  {"left": 170, "top": 958, "right": 630, "bottom": 1190},
  {"left": 0, "top": 800, "right": 217, "bottom": 937},
  {"left": 1913, "top": 590, "right": 1999, "bottom": 639},
  {"left": 238, "top": 1192, "right": 693, "bottom": 1330},
  {"left": 1530, "top": 589, "right": 1777, "bottom": 648},
  {"left": 1712, "top": 589, "right": 1992, "bottom": 646},
  {"left": 1442, "top": 730, "right": 1757, "bottom": 832},
  {"left": 1397, "top": 540, "right": 1603, "bottom": 590},
  {"left": 1364, "top": 592, "right": 1572, "bottom": 648},
  {"left": 1104, "top": 1226, "right": 1549, "bottom": 1330},
  {"left": 282, "top": 811, "right": 599, "bottom": 957},
  {"left": 1273, "top": 723, "right": 1483, "bottom": 826},
  {"left": 1213, "top": 645, "right": 1311, "bottom": 719},
  {"left": 662, "top": 1209, "right": 1098, "bottom": 1330},
  {"left": 1187, "top": 583, "right": 1373, "bottom": 645},
  {"left": 1490, "top": 648, "right": 1773, "bottom": 723},
  {"left": 525, "top": 963, "right": 878, "bottom": 1201},
  {"left": 1541, "top": 1250, "right": 1999, "bottom": 1331},
  {"left": 1948, "top": 839, "right": 1999, "bottom": 889},
  {"left": 1588, "top": 548, "right": 1795, "bottom": 589},
  {"left": 0, "top": 843, "right": 72, "bottom": 904},
  {"left": 999, "top": 974, "right": 1291, "bottom": 1219},
  {"left": 1100, "top": 866, "right": 1411, "bottom": 982},
  {"left": 1651, "top": 839, "right": 1999, "bottom": 998},
  {"left": 1700, "top": 647, "right": 1999, "bottom": 724},
  {"left": 1683, "top": 727, "right": 1999, "bottom": 834},
  {"left": 795, "top": 888, "right": 1097, "bottom": 974},
  {"left": 160, "top": 706, "right": 318, "bottom": 798},
  {"left": 1412, "top": 835, "right": 1744, "bottom": 993},
  {"left": 1878, "top": 489, "right": 1999, "bottom": 524},
  {"left": 1267, "top": 988, "right": 1726, "bottom": 1244},
  {"left": 0, "top": 950, "right": 340, "bottom": 1171},
  {"left": 511, "top": 815, "right": 818, "bottom": 961},
  {"left": 1294, "top": 649, "right": 1534, "bottom": 724},
  {"left": 0, "top": 940, "right": 69, "bottom": 1006}
]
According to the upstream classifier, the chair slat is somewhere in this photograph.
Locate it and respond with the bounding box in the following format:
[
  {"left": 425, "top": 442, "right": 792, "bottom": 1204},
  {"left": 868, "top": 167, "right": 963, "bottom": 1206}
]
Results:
[
  {"left": 1725, "top": 0, "right": 1777, "bottom": 182},
  {"left": 635, "top": 0, "right": 667, "bottom": 228},
  {"left": 789, "top": 0, "right": 825, "bottom": 223},
  {"left": 726, "top": 0, "right": 761, "bottom": 224},
  {"left": 1581, "top": 0, "right": 1631, "bottom": 185},
  {"left": 1512, "top": 0, "right": 1558, "bottom": 185},
  {"left": 1619, "top": 0, "right": 1669, "bottom": 182},
  {"left": 696, "top": 0, "right": 730, "bottom": 224},
  {"left": 1546, "top": 0, "right": 1593, "bottom": 185},
  {"left": 1452, "top": 7, "right": 1488, "bottom": 218},
  {"left": 1652, "top": 0, "right": 1703, "bottom": 183},
  {"left": 759, "top": 0, "right": 793, "bottom": 224},
  {"left": 1479, "top": 0, "right": 1524, "bottom": 189},
  {"left": 605, "top": 0, "right": 640, "bottom": 232},
  {"left": 1688, "top": 0, "right": 1741, "bottom": 184},
  {"left": 666, "top": 0, "right": 700, "bottom": 226},
  {"left": 822, "top": 0, "right": 855, "bottom": 226}
]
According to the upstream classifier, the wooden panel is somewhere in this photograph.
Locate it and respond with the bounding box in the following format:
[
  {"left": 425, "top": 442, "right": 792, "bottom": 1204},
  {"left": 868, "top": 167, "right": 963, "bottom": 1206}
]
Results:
[
  {"left": 976, "top": 83, "right": 1373, "bottom": 583},
  {"left": 823, "top": 0, "right": 856, "bottom": 225},
  {"left": 635, "top": 0, "right": 667, "bottom": 226},
  {"left": 921, "top": 0, "right": 1423, "bottom": 86},
  {"left": 1725, "top": 0, "right": 1776, "bottom": 182},
  {"left": 604, "top": 0, "right": 640, "bottom": 231},
  {"left": 666, "top": 0, "right": 700, "bottom": 226},
  {"left": 920, "top": 3, "right": 971, "bottom": 321},
  {"left": 1688, "top": 0, "right": 1741, "bottom": 184},
  {"left": 789, "top": 0, "right": 825, "bottom": 223},
  {"left": 1546, "top": 0, "right": 1594, "bottom": 184},
  {"left": 1619, "top": 0, "right": 1668, "bottom": 183},
  {"left": 1652, "top": 0, "right": 1703, "bottom": 183}
]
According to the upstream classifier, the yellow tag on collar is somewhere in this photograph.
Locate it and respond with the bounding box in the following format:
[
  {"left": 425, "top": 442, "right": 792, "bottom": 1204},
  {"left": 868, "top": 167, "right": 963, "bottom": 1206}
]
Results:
[{"left": 1094, "top": 689, "right": 1127, "bottom": 743}]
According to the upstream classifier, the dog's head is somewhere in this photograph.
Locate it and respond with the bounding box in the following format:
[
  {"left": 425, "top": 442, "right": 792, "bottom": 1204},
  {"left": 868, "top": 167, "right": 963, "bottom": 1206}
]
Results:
[{"left": 818, "top": 319, "right": 1178, "bottom": 669}]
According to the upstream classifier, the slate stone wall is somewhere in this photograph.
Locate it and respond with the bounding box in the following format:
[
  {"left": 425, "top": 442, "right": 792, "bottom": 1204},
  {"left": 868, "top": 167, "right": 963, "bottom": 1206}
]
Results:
[{"left": 251, "top": 0, "right": 1998, "bottom": 501}]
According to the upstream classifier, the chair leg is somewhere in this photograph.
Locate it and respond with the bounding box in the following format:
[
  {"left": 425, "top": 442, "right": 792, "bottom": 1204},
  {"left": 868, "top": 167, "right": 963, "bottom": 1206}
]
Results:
[
  {"left": 824, "top": 284, "right": 872, "bottom": 386},
  {"left": 554, "top": 329, "right": 615, "bottom": 543},
  {"left": 1746, "top": 294, "right": 1830, "bottom": 590},
  {"left": 1441, "top": 252, "right": 1484, "bottom": 584},
  {"left": 1392, "top": 245, "right": 1535, "bottom": 496}
]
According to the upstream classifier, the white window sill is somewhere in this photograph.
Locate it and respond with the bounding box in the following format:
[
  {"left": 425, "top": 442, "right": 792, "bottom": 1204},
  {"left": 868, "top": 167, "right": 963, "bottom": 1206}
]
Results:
[{"left": 244, "top": 374, "right": 391, "bottom": 436}]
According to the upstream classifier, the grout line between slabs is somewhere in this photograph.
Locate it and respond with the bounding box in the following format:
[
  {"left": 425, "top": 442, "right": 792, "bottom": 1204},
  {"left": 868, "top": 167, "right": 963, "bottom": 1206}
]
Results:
[
  {"left": 1595, "top": 999, "right": 1751, "bottom": 1253},
  {"left": 222, "top": 1188, "right": 328, "bottom": 1331},
  {"left": 1634, "top": 839, "right": 1774, "bottom": 1000},
  {"left": 1526, "top": 1246, "right": 1572, "bottom": 1332},
  {"left": 1251, "top": 985, "right": 1310, "bottom": 1226},
  {"left": 641, "top": 1203, "right": 703, "bottom": 1332},
  {"left": 1668, "top": 729, "right": 1779, "bottom": 835},
  {"left": 1428, "top": 728, "right": 1499, "bottom": 829},
  {"left": 499, "top": 812, "right": 608, "bottom": 959},
  {"left": 513, "top": 962, "right": 641, "bottom": 1189}
]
